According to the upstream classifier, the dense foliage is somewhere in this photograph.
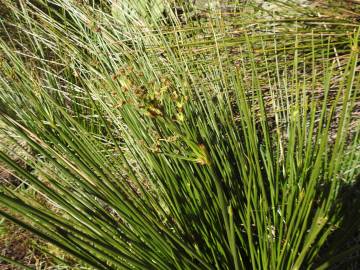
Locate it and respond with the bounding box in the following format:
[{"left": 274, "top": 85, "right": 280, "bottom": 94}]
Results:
[{"left": 0, "top": 0, "right": 359, "bottom": 269}]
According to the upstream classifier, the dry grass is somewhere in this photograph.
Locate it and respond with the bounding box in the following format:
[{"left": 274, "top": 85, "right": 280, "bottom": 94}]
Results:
[{"left": 0, "top": 214, "right": 55, "bottom": 270}]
